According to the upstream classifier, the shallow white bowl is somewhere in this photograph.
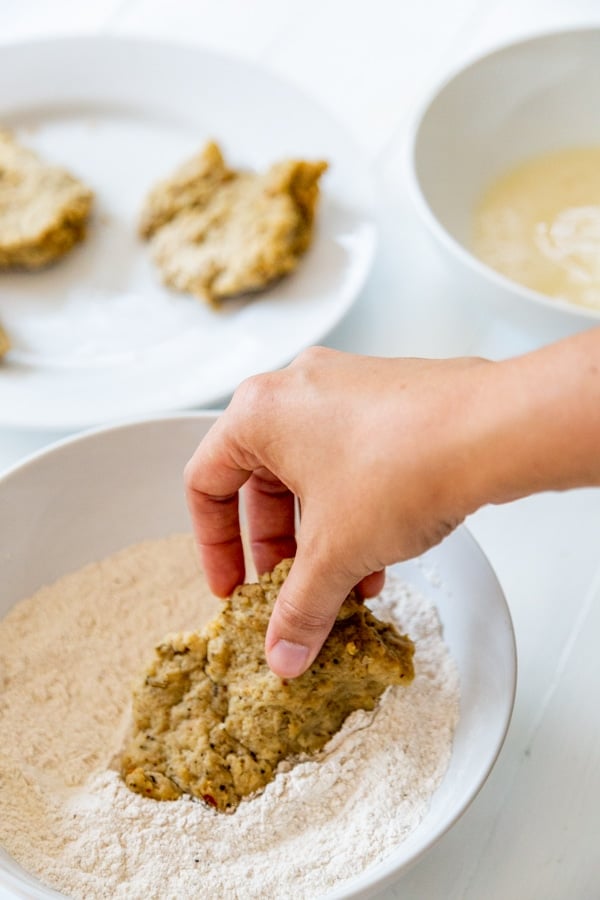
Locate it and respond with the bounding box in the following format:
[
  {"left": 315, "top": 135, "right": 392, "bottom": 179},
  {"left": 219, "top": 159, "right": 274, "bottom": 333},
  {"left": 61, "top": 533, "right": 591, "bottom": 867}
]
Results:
[
  {"left": 409, "top": 27, "right": 600, "bottom": 341},
  {"left": 0, "top": 415, "right": 516, "bottom": 899}
]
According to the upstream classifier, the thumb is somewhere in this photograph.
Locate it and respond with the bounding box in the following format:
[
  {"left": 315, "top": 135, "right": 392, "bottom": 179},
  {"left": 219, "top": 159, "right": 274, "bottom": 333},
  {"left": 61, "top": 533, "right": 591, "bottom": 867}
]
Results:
[{"left": 265, "top": 554, "right": 355, "bottom": 678}]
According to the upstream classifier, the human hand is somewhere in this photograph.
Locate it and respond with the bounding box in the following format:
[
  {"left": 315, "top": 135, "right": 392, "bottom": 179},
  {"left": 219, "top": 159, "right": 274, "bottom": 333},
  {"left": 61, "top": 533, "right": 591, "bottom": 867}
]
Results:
[{"left": 185, "top": 346, "right": 491, "bottom": 678}]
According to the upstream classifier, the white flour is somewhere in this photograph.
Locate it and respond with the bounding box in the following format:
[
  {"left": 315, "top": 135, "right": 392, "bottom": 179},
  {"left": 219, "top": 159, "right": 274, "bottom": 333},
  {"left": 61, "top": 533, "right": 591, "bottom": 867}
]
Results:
[{"left": 0, "top": 534, "right": 459, "bottom": 899}]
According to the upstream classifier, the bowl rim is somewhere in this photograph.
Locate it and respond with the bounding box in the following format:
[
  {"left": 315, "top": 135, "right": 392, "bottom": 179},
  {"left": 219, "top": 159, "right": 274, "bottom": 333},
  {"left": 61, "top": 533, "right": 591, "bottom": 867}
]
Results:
[
  {"left": 330, "top": 522, "right": 517, "bottom": 899},
  {"left": 406, "top": 24, "right": 600, "bottom": 324},
  {"left": 0, "top": 412, "right": 517, "bottom": 900},
  {"left": 0, "top": 410, "right": 222, "bottom": 486}
]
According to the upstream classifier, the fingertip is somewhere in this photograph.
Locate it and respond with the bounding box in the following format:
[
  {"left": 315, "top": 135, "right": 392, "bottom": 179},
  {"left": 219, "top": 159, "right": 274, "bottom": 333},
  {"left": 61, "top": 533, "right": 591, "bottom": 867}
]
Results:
[
  {"left": 251, "top": 536, "right": 297, "bottom": 577},
  {"left": 264, "top": 557, "right": 351, "bottom": 678},
  {"left": 266, "top": 639, "right": 312, "bottom": 678},
  {"left": 356, "top": 569, "right": 385, "bottom": 599},
  {"left": 199, "top": 540, "right": 246, "bottom": 598}
]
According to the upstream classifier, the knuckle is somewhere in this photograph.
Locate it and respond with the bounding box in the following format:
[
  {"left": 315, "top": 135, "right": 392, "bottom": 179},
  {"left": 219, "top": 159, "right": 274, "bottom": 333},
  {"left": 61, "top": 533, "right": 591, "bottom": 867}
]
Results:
[
  {"left": 182, "top": 458, "right": 195, "bottom": 491},
  {"left": 233, "top": 371, "right": 280, "bottom": 419},
  {"left": 293, "top": 345, "right": 331, "bottom": 370},
  {"left": 233, "top": 373, "right": 266, "bottom": 412},
  {"left": 183, "top": 444, "right": 211, "bottom": 494},
  {"left": 275, "top": 594, "right": 334, "bottom": 635}
]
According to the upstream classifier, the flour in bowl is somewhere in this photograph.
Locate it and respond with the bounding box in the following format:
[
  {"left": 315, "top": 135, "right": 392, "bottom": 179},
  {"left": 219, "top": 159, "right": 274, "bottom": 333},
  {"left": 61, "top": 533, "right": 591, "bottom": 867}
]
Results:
[{"left": 0, "top": 534, "right": 459, "bottom": 899}]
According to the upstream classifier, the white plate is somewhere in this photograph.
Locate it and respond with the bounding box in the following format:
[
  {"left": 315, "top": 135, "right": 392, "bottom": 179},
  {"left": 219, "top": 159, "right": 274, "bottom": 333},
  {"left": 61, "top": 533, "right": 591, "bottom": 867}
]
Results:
[
  {"left": 0, "top": 413, "right": 516, "bottom": 900},
  {"left": 0, "top": 37, "right": 376, "bottom": 430}
]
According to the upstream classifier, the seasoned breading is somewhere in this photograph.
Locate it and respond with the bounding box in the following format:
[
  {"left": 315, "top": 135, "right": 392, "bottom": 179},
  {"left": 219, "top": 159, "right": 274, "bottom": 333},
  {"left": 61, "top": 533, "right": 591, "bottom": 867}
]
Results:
[
  {"left": 139, "top": 141, "right": 234, "bottom": 239},
  {"left": 0, "top": 323, "right": 9, "bottom": 358},
  {"left": 0, "top": 131, "right": 93, "bottom": 269},
  {"left": 139, "top": 142, "right": 327, "bottom": 305},
  {"left": 121, "top": 558, "right": 414, "bottom": 811}
]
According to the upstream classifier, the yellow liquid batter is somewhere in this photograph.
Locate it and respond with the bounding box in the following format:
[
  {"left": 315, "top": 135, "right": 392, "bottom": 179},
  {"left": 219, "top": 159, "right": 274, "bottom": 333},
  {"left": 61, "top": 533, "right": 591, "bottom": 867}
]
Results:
[{"left": 473, "top": 147, "right": 600, "bottom": 309}]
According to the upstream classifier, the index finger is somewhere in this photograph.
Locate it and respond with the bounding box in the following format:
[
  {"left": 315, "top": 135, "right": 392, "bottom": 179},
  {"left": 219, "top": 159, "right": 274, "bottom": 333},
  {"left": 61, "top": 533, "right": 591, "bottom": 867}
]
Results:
[{"left": 184, "top": 423, "right": 251, "bottom": 597}]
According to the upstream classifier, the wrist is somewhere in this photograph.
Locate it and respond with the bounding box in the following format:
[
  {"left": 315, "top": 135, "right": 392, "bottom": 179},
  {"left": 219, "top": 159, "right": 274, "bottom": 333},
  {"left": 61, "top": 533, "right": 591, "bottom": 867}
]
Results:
[{"left": 462, "top": 331, "right": 600, "bottom": 513}]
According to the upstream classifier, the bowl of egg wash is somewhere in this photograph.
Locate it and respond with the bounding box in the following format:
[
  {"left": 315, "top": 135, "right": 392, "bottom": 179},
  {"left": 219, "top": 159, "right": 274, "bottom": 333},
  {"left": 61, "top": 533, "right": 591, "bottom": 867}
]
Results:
[{"left": 409, "top": 27, "right": 600, "bottom": 339}]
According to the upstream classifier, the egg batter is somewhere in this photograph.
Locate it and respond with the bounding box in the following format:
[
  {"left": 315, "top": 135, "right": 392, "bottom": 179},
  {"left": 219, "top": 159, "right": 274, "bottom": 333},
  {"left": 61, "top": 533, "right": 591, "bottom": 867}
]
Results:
[{"left": 473, "top": 146, "right": 600, "bottom": 309}]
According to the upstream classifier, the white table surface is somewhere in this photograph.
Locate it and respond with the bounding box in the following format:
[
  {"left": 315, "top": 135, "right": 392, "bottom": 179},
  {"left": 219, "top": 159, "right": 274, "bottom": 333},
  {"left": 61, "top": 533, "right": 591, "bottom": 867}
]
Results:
[{"left": 1, "top": 3, "right": 599, "bottom": 899}]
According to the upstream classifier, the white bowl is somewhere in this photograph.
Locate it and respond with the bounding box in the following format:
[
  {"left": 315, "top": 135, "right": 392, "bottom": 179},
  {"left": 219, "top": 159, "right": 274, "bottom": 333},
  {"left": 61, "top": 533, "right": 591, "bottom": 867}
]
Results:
[
  {"left": 409, "top": 27, "right": 600, "bottom": 340},
  {"left": 0, "top": 415, "right": 516, "bottom": 899}
]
